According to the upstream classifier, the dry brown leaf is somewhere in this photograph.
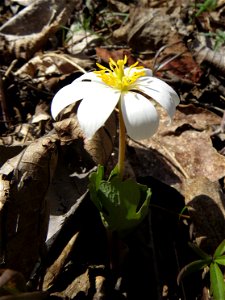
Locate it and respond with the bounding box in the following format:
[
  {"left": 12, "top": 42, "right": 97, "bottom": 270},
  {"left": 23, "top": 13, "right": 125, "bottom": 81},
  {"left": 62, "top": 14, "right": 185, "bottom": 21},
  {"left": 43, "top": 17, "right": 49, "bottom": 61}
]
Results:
[
  {"left": 0, "top": 0, "right": 81, "bottom": 59},
  {"left": 182, "top": 177, "right": 225, "bottom": 253},
  {"left": 54, "top": 113, "right": 117, "bottom": 165},
  {"left": 190, "top": 34, "right": 225, "bottom": 73},
  {"left": 129, "top": 104, "right": 224, "bottom": 188},
  {"left": 0, "top": 134, "right": 58, "bottom": 279},
  {"left": 51, "top": 268, "right": 90, "bottom": 299},
  {"left": 50, "top": 265, "right": 107, "bottom": 299},
  {"left": 128, "top": 104, "right": 225, "bottom": 252},
  {"left": 113, "top": 7, "right": 202, "bottom": 82},
  {"left": 159, "top": 130, "right": 225, "bottom": 182},
  {"left": 43, "top": 232, "right": 79, "bottom": 291},
  {"left": 95, "top": 48, "right": 137, "bottom": 66},
  {"left": 66, "top": 28, "right": 101, "bottom": 55},
  {"left": 14, "top": 53, "right": 92, "bottom": 81}
]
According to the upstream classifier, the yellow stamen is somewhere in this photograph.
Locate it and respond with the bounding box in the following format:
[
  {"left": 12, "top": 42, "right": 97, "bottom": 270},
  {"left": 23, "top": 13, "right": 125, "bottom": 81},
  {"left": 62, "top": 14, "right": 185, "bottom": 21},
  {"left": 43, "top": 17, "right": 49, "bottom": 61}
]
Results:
[{"left": 94, "top": 55, "right": 146, "bottom": 91}]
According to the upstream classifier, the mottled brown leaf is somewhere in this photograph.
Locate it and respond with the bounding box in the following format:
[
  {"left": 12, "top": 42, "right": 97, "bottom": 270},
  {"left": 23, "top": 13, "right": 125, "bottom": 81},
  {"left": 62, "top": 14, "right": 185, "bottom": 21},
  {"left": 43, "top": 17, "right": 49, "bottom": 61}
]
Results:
[
  {"left": 0, "top": 134, "right": 58, "bottom": 279},
  {"left": 182, "top": 177, "right": 225, "bottom": 253},
  {"left": 129, "top": 105, "right": 224, "bottom": 188},
  {"left": 54, "top": 113, "right": 117, "bottom": 165},
  {"left": 95, "top": 48, "right": 137, "bottom": 66},
  {"left": 0, "top": 0, "right": 82, "bottom": 60}
]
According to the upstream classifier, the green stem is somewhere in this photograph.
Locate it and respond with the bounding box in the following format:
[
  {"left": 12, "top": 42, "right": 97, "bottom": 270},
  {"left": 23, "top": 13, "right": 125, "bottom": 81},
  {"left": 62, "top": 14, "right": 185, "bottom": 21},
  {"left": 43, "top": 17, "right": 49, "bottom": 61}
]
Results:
[{"left": 118, "top": 98, "right": 126, "bottom": 179}]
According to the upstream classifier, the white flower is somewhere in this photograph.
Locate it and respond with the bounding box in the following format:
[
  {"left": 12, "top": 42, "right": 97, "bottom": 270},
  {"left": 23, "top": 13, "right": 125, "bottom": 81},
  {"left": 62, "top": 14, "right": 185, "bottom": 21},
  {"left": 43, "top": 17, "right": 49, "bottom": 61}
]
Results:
[{"left": 51, "top": 56, "right": 179, "bottom": 141}]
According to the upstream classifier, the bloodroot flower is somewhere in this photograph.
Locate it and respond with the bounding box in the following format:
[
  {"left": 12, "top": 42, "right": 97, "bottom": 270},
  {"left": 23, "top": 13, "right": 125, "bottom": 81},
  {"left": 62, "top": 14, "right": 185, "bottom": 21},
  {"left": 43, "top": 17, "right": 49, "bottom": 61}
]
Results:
[{"left": 51, "top": 56, "right": 179, "bottom": 141}]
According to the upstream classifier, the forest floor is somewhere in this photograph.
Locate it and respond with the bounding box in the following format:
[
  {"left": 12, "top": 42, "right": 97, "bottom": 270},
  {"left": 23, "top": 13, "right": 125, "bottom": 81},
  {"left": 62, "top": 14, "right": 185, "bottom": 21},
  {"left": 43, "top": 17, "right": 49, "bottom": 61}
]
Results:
[{"left": 0, "top": 0, "right": 225, "bottom": 299}]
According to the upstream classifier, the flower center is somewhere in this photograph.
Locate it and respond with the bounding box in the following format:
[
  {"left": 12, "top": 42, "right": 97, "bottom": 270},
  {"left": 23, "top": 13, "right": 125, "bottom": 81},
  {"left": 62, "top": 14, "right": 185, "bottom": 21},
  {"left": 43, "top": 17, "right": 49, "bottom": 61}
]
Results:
[{"left": 94, "top": 55, "right": 146, "bottom": 91}]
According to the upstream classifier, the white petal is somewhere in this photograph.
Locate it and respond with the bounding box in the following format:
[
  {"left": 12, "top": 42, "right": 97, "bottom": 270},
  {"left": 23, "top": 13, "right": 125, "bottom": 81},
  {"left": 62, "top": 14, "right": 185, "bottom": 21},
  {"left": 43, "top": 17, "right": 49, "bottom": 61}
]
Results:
[
  {"left": 51, "top": 80, "right": 106, "bottom": 119},
  {"left": 143, "top": 68, "right": 153, "bottom": 76},
  {"left": 78, "top": 85, "right": 120, "bottom": 138},
  {"left": 135, "top": 76, "right": 180, "bottom": 119},
  {"left": 121, "top": 92, "right": 159, "bottom": 141}
]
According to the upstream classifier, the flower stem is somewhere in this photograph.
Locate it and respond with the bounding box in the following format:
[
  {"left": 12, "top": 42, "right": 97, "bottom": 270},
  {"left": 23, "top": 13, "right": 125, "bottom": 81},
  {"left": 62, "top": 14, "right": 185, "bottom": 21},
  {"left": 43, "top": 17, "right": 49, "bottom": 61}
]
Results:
[{"left": 118, "top": 99, "right": 126, "bottom": 178}]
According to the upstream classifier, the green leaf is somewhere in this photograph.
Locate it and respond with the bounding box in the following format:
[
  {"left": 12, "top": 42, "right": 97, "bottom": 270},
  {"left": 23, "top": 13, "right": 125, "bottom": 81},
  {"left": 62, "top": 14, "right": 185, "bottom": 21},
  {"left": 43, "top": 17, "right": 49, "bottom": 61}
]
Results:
[
  {"left": 89, "top": 168, "right": 151, "bottom": 232},
  {"left": 108, "top": 164, "right": 119, "bottom": 181},
  {"left": 214, "top": 239, "right": 225, "bottom": 258},
  {"left": 214, "top": 255, "right": 225, "bottom": 266},
  {"left": 210, "top": 262, "right": 225, "bottom": 300},
  {"left": 188, "top": 242, "right": 212, "bottom": 260},
  {"left": 177, "top": 260, "right": 209, "bottom": 285},
  {"left": 89, "top": 165, "right": 105, "bottom": 211},
  {"left": 195, "top": 0, "right": 217, "bottom": 16}
]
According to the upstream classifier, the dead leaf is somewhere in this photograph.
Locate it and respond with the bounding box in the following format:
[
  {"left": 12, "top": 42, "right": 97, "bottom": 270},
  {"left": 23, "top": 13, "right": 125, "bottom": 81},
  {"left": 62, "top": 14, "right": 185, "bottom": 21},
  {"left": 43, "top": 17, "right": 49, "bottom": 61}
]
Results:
[
  {"left": 0, "top": 134, "right": 58, "bottom": 279},
  {"left": 95, "top": 48, "right": 137, "bottom": 66},
  {"left": 15, "top": 52, "right": 92, "bottom": 81},
  {"left": 182, "top": 177, "right": 225, "bottom": 253},
  {"left": 129, "top": 104, "right": 224, "bottom": 189},
  {"left": 66, "top": 28, "right": 101, "bottom": 55},
  {"left": 43, "top": 232, "right": 79, "bottom": 291},
  {"left": 113, "top": 7, "right": 202, "bottom": 82},
  {"left": 190, "top": 34, "right": 225, "bottom": 73},
  {"left": 51, "top": 268, "right": 90, "bottom": 299},
  {"left": 160, "top": 130, "right": 225, "bottom": 182},
  {"left": 128, "top": 104, "right": 225, "bottom": 253},
  {"left": 54, "top": 113, "right": 117, "bottom": 165},
  {"left": 0, "top": 0, "right": 82, "bottom": 59}
]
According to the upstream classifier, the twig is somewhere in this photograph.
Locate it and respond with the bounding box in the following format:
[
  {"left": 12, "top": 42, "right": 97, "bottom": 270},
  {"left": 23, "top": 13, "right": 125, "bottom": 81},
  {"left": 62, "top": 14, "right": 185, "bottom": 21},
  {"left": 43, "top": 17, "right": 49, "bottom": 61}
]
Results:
[{"left": 0, "top": 75, "right": 10, "bottom": 128}]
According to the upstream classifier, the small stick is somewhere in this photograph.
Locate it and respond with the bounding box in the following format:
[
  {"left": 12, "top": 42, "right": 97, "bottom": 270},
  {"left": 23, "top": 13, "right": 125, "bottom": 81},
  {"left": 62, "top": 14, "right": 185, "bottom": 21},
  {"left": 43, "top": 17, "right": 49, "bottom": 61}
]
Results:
[{"left": 0, "top": 75, "right": 10, "bottom": 128}]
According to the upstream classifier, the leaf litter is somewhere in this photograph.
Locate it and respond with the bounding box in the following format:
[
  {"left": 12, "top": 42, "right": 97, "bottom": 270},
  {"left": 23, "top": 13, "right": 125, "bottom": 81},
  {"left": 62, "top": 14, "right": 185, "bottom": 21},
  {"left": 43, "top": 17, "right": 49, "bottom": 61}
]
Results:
[{"left": 0, "top": 0, "right": 225, "bottom": 299}]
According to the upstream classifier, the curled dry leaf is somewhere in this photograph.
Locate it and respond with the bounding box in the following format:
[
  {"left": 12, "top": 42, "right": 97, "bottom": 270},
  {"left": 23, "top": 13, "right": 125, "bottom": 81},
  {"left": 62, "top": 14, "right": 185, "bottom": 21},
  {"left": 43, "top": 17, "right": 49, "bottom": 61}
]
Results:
[
  {"left": 43, "top": 232, "right": 79, "bottom": 291},
  {"left": 0, "top": 134, "right": 58, "bottom": 279},
  {"left": 189, "top": 33, "right": 225, "bottom": 73},
  {"left": 14, "top": 53, "right": 93, "bottom": 87},
  {"left": 66, "top": 28, "right": 102, "bottom": 55},
  {"left": 50, "top": 265, "right": 107, "bottom": 299},
  {"left": 51, "top": 268, "right": 90, "bottom": 299},
  {"left": 182, "top": 177, "right": 225, "bottom": 253},
  {"left": 129, "top": 104, "right": 225, "bottom": 188},
  {"left": 0, "top": 0, "right": 81, "bottom": 59},
  {"left": 113, "top": 7, "right": 202, "bottom": 82},
  {"left": 54, "top": 113, "right": 117, "bottom": 165}
]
